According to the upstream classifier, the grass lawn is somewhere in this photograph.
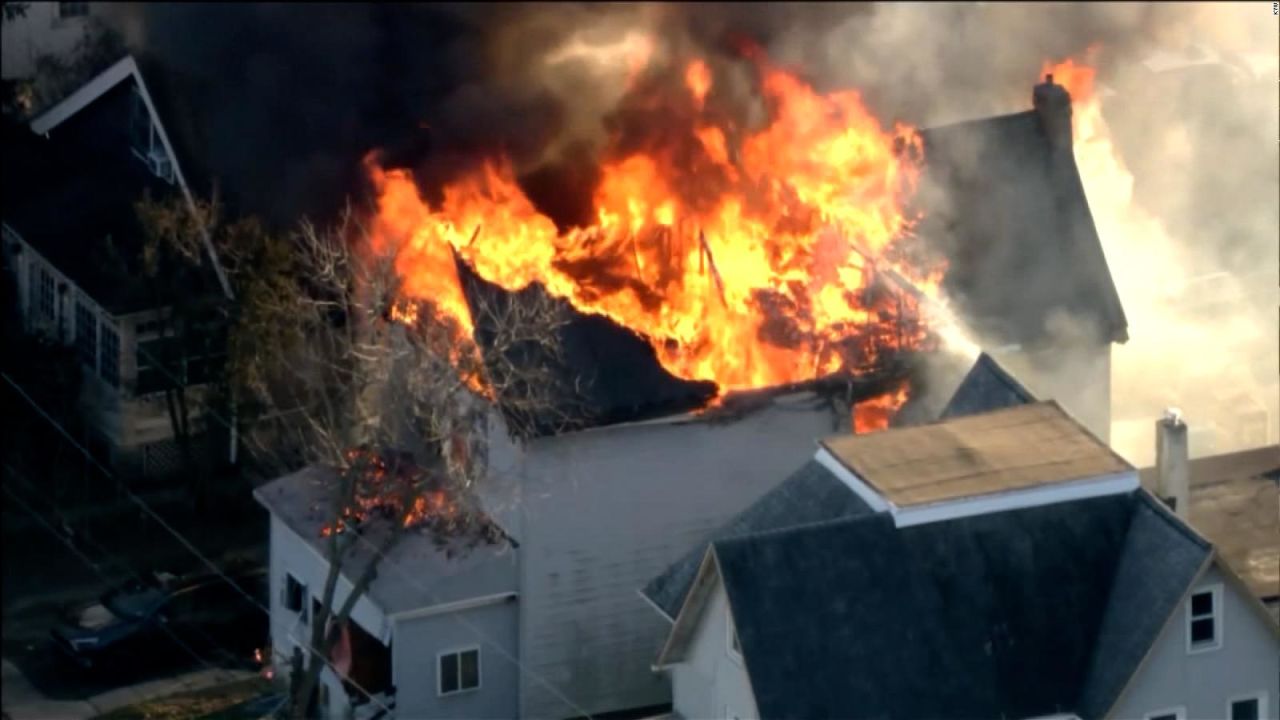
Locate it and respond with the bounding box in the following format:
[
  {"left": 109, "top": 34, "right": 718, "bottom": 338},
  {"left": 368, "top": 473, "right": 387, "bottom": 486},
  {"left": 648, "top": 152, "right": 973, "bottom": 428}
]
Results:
[{"left": 93, "top": 677, "right": 274, "bottom": 720}]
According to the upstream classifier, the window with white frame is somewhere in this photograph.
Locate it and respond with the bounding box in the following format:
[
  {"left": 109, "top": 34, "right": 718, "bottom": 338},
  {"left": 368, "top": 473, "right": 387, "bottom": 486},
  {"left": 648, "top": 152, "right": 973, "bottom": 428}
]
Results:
[
  {"left": 1186, "top": 584, "right": 1222, "bottom": 652},
  {"left": 1229, "top": 694, "right": 1266, "bottom": 720},
  {"left": 98, "top": 323, "right": 119, "bottom": 387},
  {"left": 438, "top": 647, "right": 480, "bottom": 696},
  {"left": 75, "top": 302, "right": 97, "bottom": 369},
  {"left": 1144, "top": 709, "right": 1185, "bottom": 720}
]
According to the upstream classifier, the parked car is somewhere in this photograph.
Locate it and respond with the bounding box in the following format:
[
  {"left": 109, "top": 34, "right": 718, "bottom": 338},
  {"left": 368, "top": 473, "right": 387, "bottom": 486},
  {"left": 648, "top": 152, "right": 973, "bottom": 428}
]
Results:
[{"left": 51, "top": 567, "right": 268, "bottom": 673}]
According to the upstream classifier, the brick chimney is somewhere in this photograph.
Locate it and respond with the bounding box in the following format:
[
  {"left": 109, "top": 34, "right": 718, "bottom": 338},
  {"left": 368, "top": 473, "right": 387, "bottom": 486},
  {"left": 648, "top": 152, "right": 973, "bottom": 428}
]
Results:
[
  {"left": 1155, "top": 408, "right": 1190, "bottom": 518},
  {"left": 1032, "top": 73, "right": 1073, "bottom": 154}
]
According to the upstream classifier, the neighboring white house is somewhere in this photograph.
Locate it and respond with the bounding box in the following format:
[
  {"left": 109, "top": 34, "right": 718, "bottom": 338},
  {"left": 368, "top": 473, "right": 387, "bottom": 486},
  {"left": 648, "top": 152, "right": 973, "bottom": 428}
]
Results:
[
  {"left": 257, "top": 380, "right": 866, "bottom": 720},
  {"left": 254, "top": 465, "right": 520, "bottom": 720},
  {"left": 1, "top": 55, "right": 233, "bottom": 475},
  {"left": 647, "top": 401, "right": 1280, "bottom": 720},
  {"left": 1, "top": 1, "right": 100, "bottom": 81}
]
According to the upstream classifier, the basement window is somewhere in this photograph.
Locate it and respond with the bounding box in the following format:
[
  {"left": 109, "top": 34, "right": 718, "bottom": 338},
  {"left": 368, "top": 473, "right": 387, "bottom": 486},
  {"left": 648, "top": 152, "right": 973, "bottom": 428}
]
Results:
[
  {"left": 438, "top": 647, "right": 480, "bottom": 696},
  {"left": 1186, "top": 584, "right": 1222, "bottom": 653}
]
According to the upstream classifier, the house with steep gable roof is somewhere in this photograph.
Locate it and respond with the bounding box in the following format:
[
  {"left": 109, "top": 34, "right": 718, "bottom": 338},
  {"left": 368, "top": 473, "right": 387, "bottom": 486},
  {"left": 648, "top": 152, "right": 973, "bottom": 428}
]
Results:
[
  {"left": 645, "top": 402, "right": 1278, "bottom": 720},
  {"left": 2, "top": 55, "right": 232, "bottom": 476}
]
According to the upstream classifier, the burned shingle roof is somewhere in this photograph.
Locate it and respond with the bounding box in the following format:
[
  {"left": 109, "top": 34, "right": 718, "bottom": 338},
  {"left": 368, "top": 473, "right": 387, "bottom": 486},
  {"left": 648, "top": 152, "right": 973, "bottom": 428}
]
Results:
[
  {"left": 455, "top": 95, "right": 1126, "bottom": 436},
  {"left": 710, "top": 490, "right": 1208, "bottom": 720}
]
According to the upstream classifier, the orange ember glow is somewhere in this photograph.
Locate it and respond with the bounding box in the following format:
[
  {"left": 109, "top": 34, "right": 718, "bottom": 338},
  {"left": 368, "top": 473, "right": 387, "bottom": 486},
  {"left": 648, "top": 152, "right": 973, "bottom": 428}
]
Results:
[
  {"left": 319, "top": 449, "right": 462, "bottom": 538},
  {"left": 368, "top": 47, "right": 934, "bottom": 397},
  {"left": 853, "top": 380, "right": 909, "bottom": 434}
]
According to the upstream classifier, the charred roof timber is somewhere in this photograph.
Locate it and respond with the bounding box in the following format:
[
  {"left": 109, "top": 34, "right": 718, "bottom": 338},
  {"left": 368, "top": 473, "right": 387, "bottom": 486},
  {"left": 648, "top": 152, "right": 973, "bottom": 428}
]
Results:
[{"left": 1033, "top": 73, "right": 1073, "bottom": 154}]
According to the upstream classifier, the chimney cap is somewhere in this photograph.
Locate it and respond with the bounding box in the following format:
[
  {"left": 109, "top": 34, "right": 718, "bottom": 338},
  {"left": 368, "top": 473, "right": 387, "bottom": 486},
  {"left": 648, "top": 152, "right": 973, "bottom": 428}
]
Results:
[{"left": 1162, "top": 407, "right": 1184, "bottom": 426}]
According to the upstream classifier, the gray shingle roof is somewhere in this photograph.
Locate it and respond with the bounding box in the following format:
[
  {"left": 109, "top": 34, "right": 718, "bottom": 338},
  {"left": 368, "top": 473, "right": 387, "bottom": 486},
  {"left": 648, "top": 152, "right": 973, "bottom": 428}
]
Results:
[
  {"left": 253, "top": 466, "right": 517, "bottom": 615},
  {"left": 708, "top": 490, "right": 1209, "bottom": 720},
  {"left": 940, "top": 351, "right": 1037, "bottom": 419},
  {"left": 640, "top": 459, "right": 873, "bottom": 620}
]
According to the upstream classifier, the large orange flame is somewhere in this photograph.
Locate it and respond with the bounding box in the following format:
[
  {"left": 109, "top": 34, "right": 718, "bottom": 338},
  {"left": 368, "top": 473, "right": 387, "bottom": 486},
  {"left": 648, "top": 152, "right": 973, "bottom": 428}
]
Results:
[{"left": 367, "top": 47, "right": 934, "bottom": 398}]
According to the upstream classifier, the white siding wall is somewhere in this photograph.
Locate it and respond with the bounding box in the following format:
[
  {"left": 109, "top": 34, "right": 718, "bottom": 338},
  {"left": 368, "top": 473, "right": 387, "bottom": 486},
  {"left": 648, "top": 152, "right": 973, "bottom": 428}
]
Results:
[
  {"left": 1108, "top": 564, "right": 1280, "bottom": 720},
  {"left": 266, "top": 514, "right": 389, "bottom": 716},
  {"left": 670, "top": 582, "right": 759, "bottom": 720},
  {"left": 391, "top": 600, "right": 520, "bottom": 720},
  {"left": 486, "top": 395, "right": 845, "bottom": 718}
]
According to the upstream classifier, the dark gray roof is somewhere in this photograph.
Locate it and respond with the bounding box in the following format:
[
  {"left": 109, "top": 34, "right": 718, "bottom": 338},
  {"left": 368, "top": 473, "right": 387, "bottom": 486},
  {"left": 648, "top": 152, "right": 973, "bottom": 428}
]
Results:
[
  {"left": 711, "top": 490, "right": 1209, "bottom": 720},
  {"left": 253, "top": 466, "right": 517, "bottom": 615},
  {"left": 940, "top": 351, "right": 1037, "bottom": 419},
  {"left": 641, "top": 459, "right": 873, "bottom": 620},
  {"left": 918, "top": 110, "right": 1128, "bottom": 347}
]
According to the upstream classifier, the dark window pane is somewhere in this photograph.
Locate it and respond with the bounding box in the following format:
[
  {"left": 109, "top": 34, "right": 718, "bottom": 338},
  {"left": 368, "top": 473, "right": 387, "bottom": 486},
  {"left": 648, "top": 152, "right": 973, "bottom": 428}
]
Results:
[
  {"left": 440, "top": 653, "right": 459, "bottom": 694},
  {"left": 1190, "top": 617, "right": 1215, "bottom": 645},
  {"left": 1190, "top": 591, "right": 1213, "bottom": 617},
  {"left": 1149, "top": 715, "right": 1177, "bottom": 720},
  {"left": 460, "top": 649, "right": 479, "bottom": 690},
  {"left": 284, "top": 575, "right": 303, "bottom": 612},
  {"left": 1231, "top": 699, "right": 1259, "bottom": 720}
]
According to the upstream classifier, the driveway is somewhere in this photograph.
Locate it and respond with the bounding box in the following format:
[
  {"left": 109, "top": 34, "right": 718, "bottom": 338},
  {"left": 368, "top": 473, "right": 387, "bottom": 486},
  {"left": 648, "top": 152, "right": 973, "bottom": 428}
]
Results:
[{"left": 2, "top": 657, "right": 255, "bottom": 720}]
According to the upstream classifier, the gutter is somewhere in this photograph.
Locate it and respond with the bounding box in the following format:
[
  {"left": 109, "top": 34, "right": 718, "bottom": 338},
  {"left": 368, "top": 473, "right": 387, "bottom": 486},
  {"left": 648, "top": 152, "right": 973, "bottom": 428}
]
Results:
[{"left": 387, "top": 591, "right": 517, "bottom": 622}]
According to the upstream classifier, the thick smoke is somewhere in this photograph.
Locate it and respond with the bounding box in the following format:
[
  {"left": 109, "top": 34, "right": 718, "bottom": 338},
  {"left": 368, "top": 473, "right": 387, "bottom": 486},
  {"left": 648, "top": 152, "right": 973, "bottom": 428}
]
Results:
[{"left": 101, "top": 3, "right": 1277, "bottom": 462}]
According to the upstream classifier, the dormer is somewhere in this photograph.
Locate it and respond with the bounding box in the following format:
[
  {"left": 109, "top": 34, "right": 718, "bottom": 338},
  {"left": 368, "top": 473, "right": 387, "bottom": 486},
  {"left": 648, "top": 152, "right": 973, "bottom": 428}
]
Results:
[{"left": 815, "top": 401, "right": 1138, "bottom": 527}]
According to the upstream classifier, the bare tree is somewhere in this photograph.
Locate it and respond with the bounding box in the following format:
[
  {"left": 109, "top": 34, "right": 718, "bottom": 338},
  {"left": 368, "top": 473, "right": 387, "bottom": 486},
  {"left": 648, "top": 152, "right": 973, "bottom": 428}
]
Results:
[{"left": 216, "top": 211, "right": 578, "bottom": 717}]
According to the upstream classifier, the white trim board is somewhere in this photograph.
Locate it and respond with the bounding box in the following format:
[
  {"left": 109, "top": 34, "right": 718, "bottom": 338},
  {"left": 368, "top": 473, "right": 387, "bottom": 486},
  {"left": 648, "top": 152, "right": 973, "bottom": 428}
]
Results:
[
  {"left": 814, "top": 446, "right": 891, "bottom": 513},
  {"left": 892, "top": 471, "right": 1140, "bottom": 527},
  {"left": 388, "top": 591, "right": 517, "bottom": 622}
]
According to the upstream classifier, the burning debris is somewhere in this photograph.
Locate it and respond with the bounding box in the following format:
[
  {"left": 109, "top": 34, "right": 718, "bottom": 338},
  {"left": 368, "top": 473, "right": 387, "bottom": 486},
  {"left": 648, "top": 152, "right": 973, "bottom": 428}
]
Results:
[
  {"left": 364, "top": 43, "right": 947, "bottom": 423},
  {"left": 315, "top": 448, "right": 505, "bottom": 554}
]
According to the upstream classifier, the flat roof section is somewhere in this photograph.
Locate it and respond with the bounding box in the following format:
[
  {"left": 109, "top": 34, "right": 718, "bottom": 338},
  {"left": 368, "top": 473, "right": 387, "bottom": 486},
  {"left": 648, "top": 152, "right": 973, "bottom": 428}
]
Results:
[{"left": 820, "top": 401, "right": 1134, "bottom": 507}]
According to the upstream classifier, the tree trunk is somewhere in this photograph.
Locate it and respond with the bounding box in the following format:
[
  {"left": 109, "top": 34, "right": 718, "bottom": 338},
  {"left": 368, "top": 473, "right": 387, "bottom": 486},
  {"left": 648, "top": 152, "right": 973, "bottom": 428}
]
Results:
[{"left": 289, "top": 528, "right": 400, "bottom": 719}]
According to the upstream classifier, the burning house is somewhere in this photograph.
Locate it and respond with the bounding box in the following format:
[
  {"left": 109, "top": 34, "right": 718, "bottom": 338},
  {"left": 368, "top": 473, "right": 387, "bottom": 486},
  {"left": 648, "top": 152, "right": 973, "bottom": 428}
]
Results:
[{"left": 257, "top": 41, "right": 1130, "bottom": 718}]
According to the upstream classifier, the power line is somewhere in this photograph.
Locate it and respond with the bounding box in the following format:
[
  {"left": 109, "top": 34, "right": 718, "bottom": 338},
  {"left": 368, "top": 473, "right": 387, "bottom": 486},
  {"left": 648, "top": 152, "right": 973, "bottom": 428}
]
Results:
[
  {"left": 1, "top": 480, "right": 226, "bottom": 704},
  {"left": 33, "top": 310, "right": 599, "bottom": 717},
  {"left": 127, "top": 338, "right": 599, "bottom": 716},
  {"left": 1, "top": 371, "right": 395, "bottom": 717},
  {"left": 4, "top": 463, "right": 258, "bottom": 672}
]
